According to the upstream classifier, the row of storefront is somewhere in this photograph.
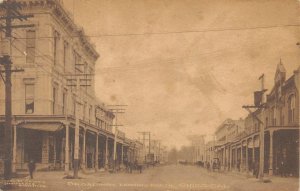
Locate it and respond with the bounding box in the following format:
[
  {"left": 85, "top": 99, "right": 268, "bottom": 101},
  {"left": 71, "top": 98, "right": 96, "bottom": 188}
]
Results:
[
  {"left": 205, "top": 64, "right": 299, "bottom": 177},
  {"left": 0, "top": 115, "right": 143, "bottom": 174}
]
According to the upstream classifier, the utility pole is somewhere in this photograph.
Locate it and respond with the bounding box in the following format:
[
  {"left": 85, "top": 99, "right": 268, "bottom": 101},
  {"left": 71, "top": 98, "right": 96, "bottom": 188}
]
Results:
[
  {"left": 0, "top": 0, "right": 32, "bottom": 180},
  {"left": 137, "top": 131, "right": 151, "bottom": 154},
  {"left": 137, "top": 131, "right": 151, "bottom": 163},
  {"left": 74, "top": 78, "right": 80, "bottom": 178},
  {"left": 152, "top": 139, "right": 161, "bottom": 161},
  {"left": 258, "top": 74, "right": 265, "bottom": 180},
  {"left": 242, "top": 73, "right": 267, "bottom": 181},
  {"left": 107, "top": 105, "right": 127, "bottom": 171},
  {"left": 66, "top": 74, "right": 92, "bottom": 178}
]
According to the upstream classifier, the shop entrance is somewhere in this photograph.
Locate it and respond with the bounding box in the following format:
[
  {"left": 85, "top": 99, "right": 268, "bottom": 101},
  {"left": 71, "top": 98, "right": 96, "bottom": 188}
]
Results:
[{"left": 24, "top": 129, "right": 43, "bottom": 163}]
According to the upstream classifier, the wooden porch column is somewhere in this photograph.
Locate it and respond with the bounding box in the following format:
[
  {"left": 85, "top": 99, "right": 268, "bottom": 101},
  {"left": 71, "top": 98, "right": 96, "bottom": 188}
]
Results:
[
  {"left": 105, "top": 136, "right": 109, "bottom": 169},
  {"left": 246, "top": 140, "right": 249, "bottom": 172},
  {"left": 64, "top": 123, "right": 69, "bottom": 174},
  {"left": 252, "top": 136, "right": 255, "bottom": 172},
  {"left": 95, "top": 133, "right": 99, "bottom": 171},
  {"left": 12, "top": 124, "right": 17, "bottom": 173},
  {"left": 228, "top": 145, "right": 231, "bottom": 170},
  {"left": 240, "top": 144, "right": 243, "bottom": 171},
  {"left": 235, "top": 145, "right": 238, "bottom": 169},
  {"left": 223, "top": 147, "right": 226, "bottom": 169},
  {"left": 82, "top": 129, "right": 86, "bottom": 170},
  {"left": 121, "top": 144, "right": 124, "bottom": 165},
  {"left": 269, "top": 130, "right": 274, "bottom": 176}
]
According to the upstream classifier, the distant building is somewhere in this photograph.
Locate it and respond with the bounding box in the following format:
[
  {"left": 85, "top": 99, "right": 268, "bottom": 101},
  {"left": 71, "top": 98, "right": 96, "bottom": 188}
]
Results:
[
  {"left": 189, "top": 135, "right": 206, "bottom": 164},
  {"left": 205, "top": 140, "right": 215, "bottom": 165},
  {"left": 214, "top": 118, "right": 245, "bottom": 170}
]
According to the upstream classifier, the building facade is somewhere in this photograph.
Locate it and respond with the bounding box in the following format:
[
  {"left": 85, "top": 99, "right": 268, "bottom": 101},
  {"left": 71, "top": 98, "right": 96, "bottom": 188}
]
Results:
[
  {"left": 0, "top": 0, "right": 133, "bottom": 174},
  {"left": 190, "top": 135, "right": 206, "bottom": 165},
  {"left": 214, "top": 118, "right": 245, "bottom": 170},
  {"left": 208, "top": 63, "right": 299, "bottom": 177}
]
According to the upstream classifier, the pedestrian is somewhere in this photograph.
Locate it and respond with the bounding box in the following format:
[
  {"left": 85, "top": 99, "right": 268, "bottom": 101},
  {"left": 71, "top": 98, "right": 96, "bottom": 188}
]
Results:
[
  {"left": 212, "top": 161, "right": 216, "bottom": 172},
  {"left": 28, "top": 159, "right": 36, "bottom": 179},
  {"left": 280, "top": 159, "right": 287, "bottom": 177},
  {"left": 207, "top": 162, "right": 210, "bottom": 172}
]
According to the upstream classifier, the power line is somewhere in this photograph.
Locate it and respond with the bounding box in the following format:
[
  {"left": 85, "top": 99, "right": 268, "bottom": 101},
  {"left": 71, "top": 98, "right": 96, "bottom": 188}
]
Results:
[
  {"left": 0, "top": 0, "right": 32, "bottom": 181},
  {"left": 1, "top": 23, "right": 300, "bottom": 39},
  {"left": 6, "top": 31, "right": 94, "bottom": 88}
]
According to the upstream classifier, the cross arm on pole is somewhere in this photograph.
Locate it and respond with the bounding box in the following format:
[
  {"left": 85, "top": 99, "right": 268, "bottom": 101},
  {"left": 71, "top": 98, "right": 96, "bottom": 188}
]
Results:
[
  {"left": 0, "top": 70, "right": 5, "bottom": 83},
  {"left": 0, "top": 24, "right": 34, "bottom": 29},
  {"left": 242, "top": 106, "right": 264, "bottom": 125},
  {"left": 0, "top": 69, "right": 24, "bottom": 73},
  {"left": 0, "top": 14, "right": 34, "bottom": 21}
]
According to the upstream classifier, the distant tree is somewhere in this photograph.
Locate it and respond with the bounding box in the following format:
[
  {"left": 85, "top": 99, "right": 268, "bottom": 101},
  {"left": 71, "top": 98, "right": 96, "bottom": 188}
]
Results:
[{"left": 178, "top": 146, "right": 193, "bottom": 162}]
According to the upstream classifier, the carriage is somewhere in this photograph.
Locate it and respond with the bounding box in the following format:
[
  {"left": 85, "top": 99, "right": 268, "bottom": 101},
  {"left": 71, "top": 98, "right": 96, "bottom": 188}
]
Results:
[
  {"left": 124, "top": 160, "right": 143, "bottom": 173},
  {"left": 212, "top": 158, "right": 221, "bottom": 171}
]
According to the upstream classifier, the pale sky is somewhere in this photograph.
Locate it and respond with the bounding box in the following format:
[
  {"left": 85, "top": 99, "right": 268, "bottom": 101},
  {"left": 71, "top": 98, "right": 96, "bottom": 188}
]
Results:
[{"left": 62, "top": 0, "right": 300, "bottom": 149}]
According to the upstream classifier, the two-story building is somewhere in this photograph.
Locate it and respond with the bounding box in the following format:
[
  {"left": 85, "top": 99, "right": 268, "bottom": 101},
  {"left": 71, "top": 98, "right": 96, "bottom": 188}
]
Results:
[
  {"left": 213, "top": 63, "right": 299, "bottom": 177},
  {"left": 214, "top": 118, "right": 245, "bottom": 170},
  {"left": 264, "top": 63, "right": 299, "bottom": 176}
]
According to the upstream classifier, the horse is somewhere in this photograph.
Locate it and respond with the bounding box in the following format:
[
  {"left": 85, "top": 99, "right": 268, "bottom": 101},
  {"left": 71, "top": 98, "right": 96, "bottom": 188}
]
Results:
[{"left": 125, "top": 161, "right": 143, "bottom": 173}]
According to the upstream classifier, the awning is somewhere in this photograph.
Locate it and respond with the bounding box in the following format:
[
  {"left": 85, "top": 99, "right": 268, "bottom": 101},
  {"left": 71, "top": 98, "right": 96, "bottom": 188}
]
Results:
[{"left": 20, "top": 122, "right": 64, "bottom": 132}]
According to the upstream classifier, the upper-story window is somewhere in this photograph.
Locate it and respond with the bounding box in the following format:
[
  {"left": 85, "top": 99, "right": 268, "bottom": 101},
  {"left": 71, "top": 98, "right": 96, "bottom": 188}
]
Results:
[
  {"left": 63, "top": 41, "right": 68, "bottom": 72},
  {"left": 72, "top": 97, "right": 76, "bottom": 116},
  {"left": 25, "top": 83, "right": 34, "bottom": 114},
  {"left": 272, "top": 107, "right": 276, "bottom": 126},
  {"left": 26, "top": 30, "right": 36, "bottom": 63},
  {"left": 288, "top": 94, "right": 296, "bottom": 123},
  {"left": 62, "top": 91, "right": 67, "bottom": 115},
  {"left": 83, "top": 102, "right": 86, "bottom": 120},
  {"left": 53, "top": 30, "right": 60, "bottom": 65},
  {"left": 279, "top": 107, "right": 284, "bottom": 126},
  {"left": 74, "top": 51, "right": 82, "bottom": 73},
  {"left": 52, "top": 87, "right": 58, "bottom": 114},
  {"left": 89, "top": 105, "right": 92, "bottom": 123}
]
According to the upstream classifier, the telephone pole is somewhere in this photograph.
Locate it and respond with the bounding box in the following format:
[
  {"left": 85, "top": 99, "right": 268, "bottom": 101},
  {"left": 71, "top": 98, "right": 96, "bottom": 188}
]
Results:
[
  {"left": 137, "top": 131, "right": 151, "bottom": 154},
  {"left": 137, "top": 131, "right": 151, "bottom": 163},
  {"left": 258, "top": 74, "right": 265, "bottom": 180},
  {"left": 0, "top": 0, "right": 32, "bottom": 180},
  {"left": 242, "top": 73, "right": 267, "bottom": 181},
  {"left": 107, "top": 105, "right": 127, "bottom": 171},
  {"left": 66, "top": 74, "right": 92, "bottom": 178}
]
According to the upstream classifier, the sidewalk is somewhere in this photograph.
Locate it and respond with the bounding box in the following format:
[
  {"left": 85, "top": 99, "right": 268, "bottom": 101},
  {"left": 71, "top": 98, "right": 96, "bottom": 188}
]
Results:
[
  {"left": 226, "top": 169, "right": 299, "bottom": 185},
  {"left": 204, "top": 167, "right": 299, "bottom": 184}
]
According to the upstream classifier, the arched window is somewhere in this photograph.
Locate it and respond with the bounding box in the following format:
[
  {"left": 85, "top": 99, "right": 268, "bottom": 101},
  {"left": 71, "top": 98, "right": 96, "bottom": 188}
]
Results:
[{"left": 288, "top": 94, "right": 296, "bottom": 123}]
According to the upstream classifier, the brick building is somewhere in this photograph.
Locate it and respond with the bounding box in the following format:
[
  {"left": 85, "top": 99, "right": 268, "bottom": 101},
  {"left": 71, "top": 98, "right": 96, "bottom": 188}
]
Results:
[{"left": 209, "top": 63, "right": 299, "bottom": 177}]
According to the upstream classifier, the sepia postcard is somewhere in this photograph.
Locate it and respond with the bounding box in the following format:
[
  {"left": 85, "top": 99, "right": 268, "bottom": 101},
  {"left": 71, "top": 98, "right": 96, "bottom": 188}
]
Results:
[{"left": 0, "top": 0, "right": 299, "bottom": 190}]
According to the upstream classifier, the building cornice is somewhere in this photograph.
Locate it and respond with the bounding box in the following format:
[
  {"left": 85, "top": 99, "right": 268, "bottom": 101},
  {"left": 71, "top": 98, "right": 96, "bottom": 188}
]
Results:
[{"left": 16, "top": 0, "right": 99, "bottom": 61}]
